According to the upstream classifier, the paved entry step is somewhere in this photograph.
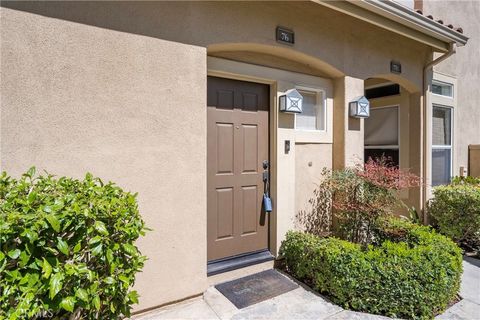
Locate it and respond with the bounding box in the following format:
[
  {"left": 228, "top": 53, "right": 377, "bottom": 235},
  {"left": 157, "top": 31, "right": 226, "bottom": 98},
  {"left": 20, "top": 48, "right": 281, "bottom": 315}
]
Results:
[{"left": 214, "top": 269, "right": 298, "bottom": 309}]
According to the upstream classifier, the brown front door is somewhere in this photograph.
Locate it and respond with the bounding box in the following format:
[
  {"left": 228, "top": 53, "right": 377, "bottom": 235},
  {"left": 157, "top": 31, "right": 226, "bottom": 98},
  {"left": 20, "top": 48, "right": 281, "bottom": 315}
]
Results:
[{"left": 207, "top": 76, "right": 270, "bottom": 261}]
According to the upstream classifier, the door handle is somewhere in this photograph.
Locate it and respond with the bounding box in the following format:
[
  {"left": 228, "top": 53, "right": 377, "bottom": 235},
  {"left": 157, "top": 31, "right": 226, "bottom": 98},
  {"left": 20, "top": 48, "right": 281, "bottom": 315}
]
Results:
[
  {"left": 262, "top": 160, "right": 272, "bottom": 212},
  {"left": 262, "top": 160, "right": 269, "bottom": 183},
  {"left": 263, "top": 171, "right": 269, "bottom": 182}
]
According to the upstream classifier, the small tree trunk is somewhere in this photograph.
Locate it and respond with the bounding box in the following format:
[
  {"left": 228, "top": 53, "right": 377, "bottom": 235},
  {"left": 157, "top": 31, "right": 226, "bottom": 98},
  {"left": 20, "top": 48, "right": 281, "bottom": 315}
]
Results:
[{"left": 69, "top": 308, "right": 83, "bottom": 320}]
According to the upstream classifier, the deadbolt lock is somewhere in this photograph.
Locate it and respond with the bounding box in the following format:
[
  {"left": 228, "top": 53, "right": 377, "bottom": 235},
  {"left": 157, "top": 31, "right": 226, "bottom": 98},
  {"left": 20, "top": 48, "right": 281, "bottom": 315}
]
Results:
[{"left": 263, "top": 160, "right": 269, "bottom": 170}]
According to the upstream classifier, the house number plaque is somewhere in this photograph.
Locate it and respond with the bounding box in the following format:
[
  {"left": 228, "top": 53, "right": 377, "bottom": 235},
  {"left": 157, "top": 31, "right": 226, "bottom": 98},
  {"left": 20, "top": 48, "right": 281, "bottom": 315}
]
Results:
[
  {"left": 390, "top": 60, "right": 402, "bottom": 74},
  {"left": 276, "top": 27, "right": 294, "bottom": 45}
]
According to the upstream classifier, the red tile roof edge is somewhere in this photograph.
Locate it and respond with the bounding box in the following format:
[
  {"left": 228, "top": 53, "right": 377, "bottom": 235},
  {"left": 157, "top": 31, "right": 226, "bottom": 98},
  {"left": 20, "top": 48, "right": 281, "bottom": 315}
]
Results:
[{"left": 415, "top": 9, "right": 464, "bottom": 34}]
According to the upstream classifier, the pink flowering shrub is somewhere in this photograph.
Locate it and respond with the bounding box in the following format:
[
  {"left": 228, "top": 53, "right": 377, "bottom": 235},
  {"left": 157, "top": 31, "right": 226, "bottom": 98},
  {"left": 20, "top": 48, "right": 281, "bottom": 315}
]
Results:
[{"left": 321, "top": 157, "right": 421, "bottom": 245}]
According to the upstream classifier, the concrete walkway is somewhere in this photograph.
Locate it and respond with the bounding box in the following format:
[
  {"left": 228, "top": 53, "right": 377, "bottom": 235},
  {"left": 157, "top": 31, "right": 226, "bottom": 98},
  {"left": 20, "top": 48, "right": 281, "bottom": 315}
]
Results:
[
  {"left": 436, "top": 257, "right": 480, "bottom": 320},
  {"left": 134, "top": 258, "right": 480, "bottom": 320}
]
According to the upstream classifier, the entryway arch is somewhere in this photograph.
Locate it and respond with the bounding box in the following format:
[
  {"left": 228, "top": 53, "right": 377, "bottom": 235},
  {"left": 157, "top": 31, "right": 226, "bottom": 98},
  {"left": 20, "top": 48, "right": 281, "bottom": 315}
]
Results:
[
  {"left": 365, "top": 73, "right": 420, "bottom": 94},
  {"left": 363, "top": 76, "right": 423, "bottom": 213},
  {"left": 208, "top": 43, "right": 344, "bottom": 79}
]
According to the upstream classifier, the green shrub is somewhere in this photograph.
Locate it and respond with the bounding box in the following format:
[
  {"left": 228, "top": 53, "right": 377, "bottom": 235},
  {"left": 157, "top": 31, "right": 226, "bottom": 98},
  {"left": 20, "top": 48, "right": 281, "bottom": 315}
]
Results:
[
  {"left": 0, "top": 168, "right": 148, "bottom": 319},
  {"left": 279, "top": 222, "right": 462, "bottom": 319},
  {"left": 428, "top": 183, "right": 480, "bottom": 244},
  {"left": 451, "top": 176, "right": 480, "bottom": 186}
]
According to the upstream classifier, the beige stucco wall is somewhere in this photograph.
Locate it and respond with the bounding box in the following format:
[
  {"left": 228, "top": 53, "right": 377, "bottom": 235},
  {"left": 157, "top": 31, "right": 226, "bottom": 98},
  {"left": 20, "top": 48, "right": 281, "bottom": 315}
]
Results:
[
  {"left": 422, "top": 0, "right": 480, "bottom": 177},
  {"left": 1, "top": 0, "right": 438, "bottom": 312},
  {"left": 295, "top": 143, "right": 333, "bottom": 222},
  {"left": 0, "top": 7, "right": 207, "bottom": 311},
  {"left": 0, "top": 1, "right": 431, "bottom": 84},
  {"left": 333, "top": 76, "right": 366, "bottom": 169}
]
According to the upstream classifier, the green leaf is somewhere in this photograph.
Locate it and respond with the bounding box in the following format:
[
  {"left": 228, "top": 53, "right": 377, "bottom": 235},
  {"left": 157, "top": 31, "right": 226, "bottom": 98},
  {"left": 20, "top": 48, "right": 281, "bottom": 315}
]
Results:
[
  {"left": 27, "top": 191, "right": 37, "bottom": 203},
  {"left": 46, "top": 214, "right": 60, "bottom": 232},
  {"left": 119, "top": 275, "right": 129, "bottom": 283},
  {"left": 59, "top": 296, "right": 76, "bottom": 312},
  {"left": 91, "top": 243, "right": 103, "bottom": 257},
  {"left": 104, "top": 276, "right": 115, "bottom": 284},
  {"left": 19, "top": 251, "right": 30, "bottom": 266},
  {"left": 8, "top": 249, "right": 21, "bottom": 259},
  {"left": 94, "top": 221, "right": 109, "bottom": 236},
  {"left": 28, "top": 260, "right": 40, "bottom": 270},
  {"left": 19, "top": 273, "right": 30, "bottom": 285},
  {"left": 73, "top": 242, "right": 82, "bottom": 253},
  {"left": 0, "top": 260, "right": 6, "bottom": 273},
  {"left": 49, "top": 272, "right": 64, "bottom": 299},
  {"left": 106, "top": 249, "right": 114, "bottom": 263},
  {"left": 123, "top": 244, "right": 137, "bottom": 256},
  {"left": 75, "top": 288, "right": 89, "bottom": 302},
  {"left": 88, "top": 236, "right": 102, "bottom": 245},
  {"left": 25, "top": 167, "right": 36, "bottom": 178},
  {"left": 42, "top": 258, "right": 52, "bottom": 279},
  {"left": 45, "top": 247, "right": 59, "bottom": 255},
  {"left": 57, "top": 238, "right": 69, "bottom": 255},
  {"left": 24, "top": 230, "right": 38, "bottom": 243},
  {"left": 127, "top": 291, "right": 139, "bottom": 304},
  {"left": 92, "top": 295, "right": 100, "bottom": 310},
  {"left": 0, "top": 251, "right": 5, "bottom": 261}
]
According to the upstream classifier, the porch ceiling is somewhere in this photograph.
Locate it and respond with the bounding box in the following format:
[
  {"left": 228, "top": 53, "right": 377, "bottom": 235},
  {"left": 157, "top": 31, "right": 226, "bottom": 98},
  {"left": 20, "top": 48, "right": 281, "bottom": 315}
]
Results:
[{"left": 312, "top": 0, "right": 469, "bottom": 52}]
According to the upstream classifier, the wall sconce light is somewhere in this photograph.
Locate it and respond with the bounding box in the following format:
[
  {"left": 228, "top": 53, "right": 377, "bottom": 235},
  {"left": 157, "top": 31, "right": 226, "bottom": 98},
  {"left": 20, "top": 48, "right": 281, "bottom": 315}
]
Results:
[
  {"left": 279, "top": 89, "right": 303, "bottom": 113},
  {"left": 349, "top": 96, "right": 370, "bottom": 118}
]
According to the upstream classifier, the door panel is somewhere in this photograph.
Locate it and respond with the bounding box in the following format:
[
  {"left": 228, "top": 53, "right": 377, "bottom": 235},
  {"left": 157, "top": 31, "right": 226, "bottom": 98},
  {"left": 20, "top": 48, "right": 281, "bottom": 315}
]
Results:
[
  {"left": 242, "top": 125, "right": 258, "bottom": 173},
  {"left": 241, "top": 185, "right": 258, "bottom": 235},
  {"left": 216, "top": 123, "right": 234, "bottom": 174},
  {"left": 216, "top": 187, "right": 234, "bottom": 239},
  {"left": 207, "top": 76, "right": 269, "bottom": 261}
]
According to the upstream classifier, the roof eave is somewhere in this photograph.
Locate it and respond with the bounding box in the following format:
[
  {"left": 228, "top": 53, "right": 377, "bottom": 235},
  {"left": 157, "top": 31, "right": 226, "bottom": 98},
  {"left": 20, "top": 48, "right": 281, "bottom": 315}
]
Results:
[
  {"left": 354, "top": 0, "right": 469, "bottom": 46},
  {"left": 312, "top": 0, "right": 468, "bottom": 52}
]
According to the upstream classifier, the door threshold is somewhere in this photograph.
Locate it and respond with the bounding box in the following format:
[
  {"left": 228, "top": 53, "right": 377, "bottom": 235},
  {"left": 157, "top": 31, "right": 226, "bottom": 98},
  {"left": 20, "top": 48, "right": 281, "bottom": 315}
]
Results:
[{"left": 207, "top": 250, "right": 274, "bottom": 276}]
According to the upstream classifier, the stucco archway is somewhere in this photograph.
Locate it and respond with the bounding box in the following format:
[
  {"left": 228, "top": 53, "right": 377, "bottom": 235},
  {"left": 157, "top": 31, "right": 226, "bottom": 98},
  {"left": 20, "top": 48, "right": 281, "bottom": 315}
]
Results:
[
  {"left": 365, "top": 74, "right": 420, "bottom": 94},
  {"left": 208, "top": 43, "right": 345, "bottom": 79}
]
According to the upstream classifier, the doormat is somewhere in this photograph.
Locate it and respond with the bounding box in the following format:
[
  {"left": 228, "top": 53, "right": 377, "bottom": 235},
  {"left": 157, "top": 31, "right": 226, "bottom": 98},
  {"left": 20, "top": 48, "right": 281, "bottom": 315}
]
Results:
[{"left": 215, "top": 269, "right": 298, "bottom": 309}]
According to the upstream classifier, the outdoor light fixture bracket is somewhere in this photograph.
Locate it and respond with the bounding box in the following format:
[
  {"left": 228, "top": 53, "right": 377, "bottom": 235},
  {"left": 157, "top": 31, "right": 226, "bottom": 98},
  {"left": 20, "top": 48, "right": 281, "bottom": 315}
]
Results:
[
  {"left": 279, "top": 89, "right": 303, "bottom": 114},
  {"left": 349, "top": 96, "right": 370, "bottom": 118}
]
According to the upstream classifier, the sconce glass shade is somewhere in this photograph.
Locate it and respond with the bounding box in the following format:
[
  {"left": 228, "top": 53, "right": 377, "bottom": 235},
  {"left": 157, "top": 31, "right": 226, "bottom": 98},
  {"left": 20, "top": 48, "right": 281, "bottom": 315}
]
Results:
[
  {"left": 349, "top": 96, "right": 370, "bottom": 118},
  {"left": 279, "top": 89, "right": 303, "bottom": 113}
]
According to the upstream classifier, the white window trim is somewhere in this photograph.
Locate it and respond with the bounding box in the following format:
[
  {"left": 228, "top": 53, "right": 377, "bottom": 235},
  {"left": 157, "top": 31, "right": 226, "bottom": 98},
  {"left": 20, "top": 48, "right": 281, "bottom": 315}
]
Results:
[
  {"left": 431, "top": 79, "right": 454, "bottom": 99},
  {"left": 431, "top": 104, "right": 454, "bottom": 185},
  {"left": 294, "top": 86, "right": 327, "bottom": 133}
]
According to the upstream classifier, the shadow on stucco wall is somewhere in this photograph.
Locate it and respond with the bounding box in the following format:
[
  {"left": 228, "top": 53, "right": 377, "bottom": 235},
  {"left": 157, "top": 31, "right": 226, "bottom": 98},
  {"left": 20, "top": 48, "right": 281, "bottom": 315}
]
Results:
[
  {"left": 295, "top": 185, "right": 333, "bottom": 237},
  {"left": 0, "top": 1, "right": 320, "bottom": 51},
  {"left": 1, "top": 1, "right": 214, "bottom": 47}
]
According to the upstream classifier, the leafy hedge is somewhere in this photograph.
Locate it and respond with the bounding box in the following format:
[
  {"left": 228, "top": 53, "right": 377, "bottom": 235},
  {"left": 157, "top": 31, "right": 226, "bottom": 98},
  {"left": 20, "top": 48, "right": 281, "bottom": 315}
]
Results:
[
  {"left": 279, "top": 219, "right": 462, "bottom": 319},
  {"left": 429, "top": 182, "right": 480, "bottom": 244},
  {"left": 0, "top": 168, "right": 147, "bottom": 320}
]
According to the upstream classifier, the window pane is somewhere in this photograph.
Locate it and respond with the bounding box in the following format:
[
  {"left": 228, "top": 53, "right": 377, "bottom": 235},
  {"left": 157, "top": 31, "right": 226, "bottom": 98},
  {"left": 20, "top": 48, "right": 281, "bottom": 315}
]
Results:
[
  {"left": 364, "top": 106, "right": 399, "bottom": 146},
  {"left": 296, "top": 90, "right": 325, "bottom": 130},
  {"left": 364, "top": 148, "right": 399, "bottom": 167},
  {"left": 432, "top": 81, "right": 453, "bottom": 97},
  {"left": 432, "top": 148, "right": 451, "bottom": 186},
  {"left": 432, "top": 106, "right": 451, "bottom": 146}
]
